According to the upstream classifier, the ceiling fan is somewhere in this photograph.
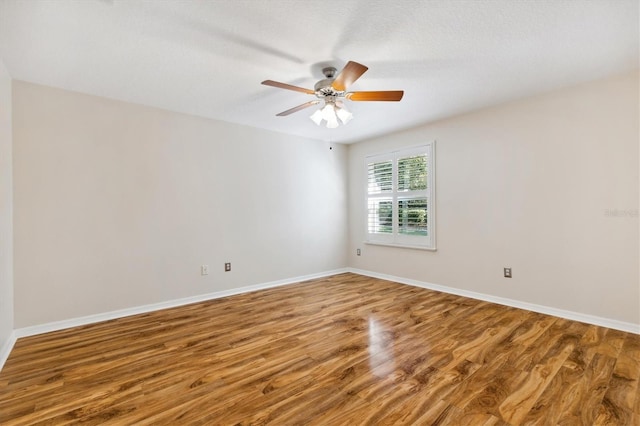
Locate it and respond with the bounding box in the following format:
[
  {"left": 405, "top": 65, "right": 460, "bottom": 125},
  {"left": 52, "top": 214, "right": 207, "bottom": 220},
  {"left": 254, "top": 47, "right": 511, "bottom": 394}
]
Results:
[{"left": 261, "top": 61, "right": 404, "bottom": 128}]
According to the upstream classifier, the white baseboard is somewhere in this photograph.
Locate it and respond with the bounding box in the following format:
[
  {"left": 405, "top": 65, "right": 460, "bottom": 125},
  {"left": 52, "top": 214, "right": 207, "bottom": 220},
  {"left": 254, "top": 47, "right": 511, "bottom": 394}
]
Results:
[
  {"left": 14, "top": 268, "right": 349, "bottom": 340},
  {"left": 0, "top": 330, "right": 17, "bottom": 372},
  {"left": 348, "top": 268, "right": 640, "bottom": 334},
  {"left": 3, "top": 266, "right": 637, "bottom": 373}
]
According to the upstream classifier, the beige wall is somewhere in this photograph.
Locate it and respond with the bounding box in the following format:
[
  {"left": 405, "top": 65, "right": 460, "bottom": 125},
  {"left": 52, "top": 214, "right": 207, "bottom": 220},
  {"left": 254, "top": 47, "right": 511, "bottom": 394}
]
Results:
[
  {"left": 0, "top": 59, "right": 13, "bottom": 349},
  {"left": 13, "top": 81, "right": 348, "bottom": 327},
  {"left": 349, "top": 71, "right": 640, "bottom": 325},
  {"left": 10, "top": 71, "right": 640, "bottom": 330}
]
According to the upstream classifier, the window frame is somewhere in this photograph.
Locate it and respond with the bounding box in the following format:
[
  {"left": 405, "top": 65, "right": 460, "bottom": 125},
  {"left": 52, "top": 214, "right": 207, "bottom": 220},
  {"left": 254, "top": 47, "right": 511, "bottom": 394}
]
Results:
[{"left": 364, "top": 142, "right": 436, "bottom": 251}]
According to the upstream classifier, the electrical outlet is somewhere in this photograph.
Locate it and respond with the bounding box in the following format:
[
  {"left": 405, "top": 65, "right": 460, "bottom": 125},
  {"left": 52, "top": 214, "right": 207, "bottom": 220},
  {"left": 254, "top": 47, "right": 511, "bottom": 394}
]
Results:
[
  {"left": 201, "top": 265, "right": 209, "bottom": 275},
  {"left": 225, "top": 262, "right": 231, "bottom": 272},
  {"left": 357, "top": 248, "right": 361, "bottom": 256},
  {"left": 504, "top": 267, "right": 512, "bottom": 278}
]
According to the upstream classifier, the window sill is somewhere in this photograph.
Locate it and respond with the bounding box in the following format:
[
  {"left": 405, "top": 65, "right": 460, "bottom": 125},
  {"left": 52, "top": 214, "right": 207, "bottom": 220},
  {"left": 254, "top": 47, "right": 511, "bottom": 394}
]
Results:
[{"left": 364, "top": 241, "right": 437, "bottom": 251}]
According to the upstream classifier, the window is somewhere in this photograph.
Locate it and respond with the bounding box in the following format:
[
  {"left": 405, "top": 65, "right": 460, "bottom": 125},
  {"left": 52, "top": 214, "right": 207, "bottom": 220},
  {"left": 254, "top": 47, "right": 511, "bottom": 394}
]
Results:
[{"left": 366, "top": 143, "right": 435, "bottom": 249}]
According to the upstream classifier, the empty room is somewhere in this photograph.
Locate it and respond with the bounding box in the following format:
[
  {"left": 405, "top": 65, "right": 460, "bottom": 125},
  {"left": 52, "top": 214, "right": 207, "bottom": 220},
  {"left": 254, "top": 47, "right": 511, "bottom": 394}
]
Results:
[{"left": 0, "top": 0, "right": 638, "bottom": 424}]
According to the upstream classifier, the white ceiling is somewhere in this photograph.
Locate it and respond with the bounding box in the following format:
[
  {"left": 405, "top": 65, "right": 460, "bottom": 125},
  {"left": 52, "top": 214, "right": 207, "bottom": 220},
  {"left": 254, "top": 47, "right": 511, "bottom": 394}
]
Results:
[{"left": 0, "top": 0, "right": 638, "bottom": 144}]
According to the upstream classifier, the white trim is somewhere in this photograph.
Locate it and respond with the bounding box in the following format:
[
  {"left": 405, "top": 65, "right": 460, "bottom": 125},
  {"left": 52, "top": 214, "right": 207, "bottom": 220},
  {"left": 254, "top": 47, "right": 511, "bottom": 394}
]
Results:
[
  {"left": 365, "top": 241, "right": 437, "bottom": 251},
  {"left": 0, "top": 331, "right": 17, "bottom": 372},
  {"left": 430, "top": 141, "right": 436, "bottom": 249},
  {"left": 348, "top": 268, "right": 640, "bottom": 334},
  {"left": 14, "top": 268, "right": 349, "bottom": 339},
  {"left": 4, "top": 266, "right": 637, "bottom": 372}
]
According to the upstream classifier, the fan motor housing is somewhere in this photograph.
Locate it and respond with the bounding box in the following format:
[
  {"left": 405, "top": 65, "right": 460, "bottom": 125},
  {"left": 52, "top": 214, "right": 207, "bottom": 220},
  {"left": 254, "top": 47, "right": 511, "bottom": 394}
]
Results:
[{"left": 314, "top": 67, "right": 344, "bottom": 98}]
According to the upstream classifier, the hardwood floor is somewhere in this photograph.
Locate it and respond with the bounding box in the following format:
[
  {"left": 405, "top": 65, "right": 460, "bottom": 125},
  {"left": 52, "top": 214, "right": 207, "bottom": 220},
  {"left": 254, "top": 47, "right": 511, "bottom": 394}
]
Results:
[{"left": 1, "top": 273, "right": 638, "bottom": 425}]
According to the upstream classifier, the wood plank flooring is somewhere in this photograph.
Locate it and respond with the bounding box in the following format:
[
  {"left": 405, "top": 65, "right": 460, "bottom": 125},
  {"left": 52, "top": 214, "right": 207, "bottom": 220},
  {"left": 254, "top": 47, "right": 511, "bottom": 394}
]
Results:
[{"left": 1, "top": 273, "right": 638, "bottom": 425}]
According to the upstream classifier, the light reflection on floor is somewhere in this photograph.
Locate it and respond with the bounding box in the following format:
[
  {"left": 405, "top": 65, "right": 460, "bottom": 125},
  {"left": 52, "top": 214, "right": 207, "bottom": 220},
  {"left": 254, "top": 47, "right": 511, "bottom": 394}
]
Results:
[{"left": 368, "top": 316, "right": 395, "bottom": 378}]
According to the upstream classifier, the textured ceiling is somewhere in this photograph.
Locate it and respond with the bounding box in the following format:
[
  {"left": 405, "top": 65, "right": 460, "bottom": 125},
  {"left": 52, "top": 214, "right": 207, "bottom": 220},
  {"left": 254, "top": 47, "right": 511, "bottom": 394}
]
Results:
[{"left": 0, "top": 0, "right": 638, "bottom": 144}]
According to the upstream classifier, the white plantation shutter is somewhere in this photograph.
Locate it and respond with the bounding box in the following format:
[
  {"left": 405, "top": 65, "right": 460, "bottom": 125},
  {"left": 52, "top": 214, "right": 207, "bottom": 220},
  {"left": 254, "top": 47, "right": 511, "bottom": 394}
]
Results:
[
  {"left": 365, "top": 143, "right": 435, "bottom": 249},
  {"left": 367, "top": 155, "right": 394, "bottom": 243},
  {"left": 367, "top": 160, "right": 393, "bottom": 194}
]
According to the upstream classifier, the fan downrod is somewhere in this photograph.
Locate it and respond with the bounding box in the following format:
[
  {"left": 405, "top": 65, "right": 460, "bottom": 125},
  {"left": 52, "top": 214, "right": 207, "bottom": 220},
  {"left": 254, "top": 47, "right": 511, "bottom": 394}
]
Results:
[{"left": 322, "top": 67, "right": 337, "bottom": 79}]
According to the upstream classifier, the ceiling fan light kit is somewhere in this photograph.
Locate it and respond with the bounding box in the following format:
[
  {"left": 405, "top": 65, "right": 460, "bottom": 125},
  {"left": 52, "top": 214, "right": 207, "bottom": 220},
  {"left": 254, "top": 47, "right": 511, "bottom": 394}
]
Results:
[
  {"left": 262, "top": 61, "right": 403, "bottom": 129},
  {"left": 309, "top": 99, "right": 352, "bottom": 128},
  {"left": 336, "top": 104, "right": 353, "bottom": 125}
]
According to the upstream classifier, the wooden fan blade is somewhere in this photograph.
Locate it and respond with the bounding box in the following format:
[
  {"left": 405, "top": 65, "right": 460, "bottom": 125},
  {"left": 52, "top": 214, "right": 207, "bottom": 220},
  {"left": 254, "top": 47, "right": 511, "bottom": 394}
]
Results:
[
  {"left": 262, "top": 80, "right": 315, "bottom": 95},
  {"left": 276, "top": 100, "right": 320, "bottom": 116},
  {"left": 346, "top": 91, "right": 404, "bottom": 101},
  {"left": 331, "top": 61, "right": 368, "bottom": 91}
]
